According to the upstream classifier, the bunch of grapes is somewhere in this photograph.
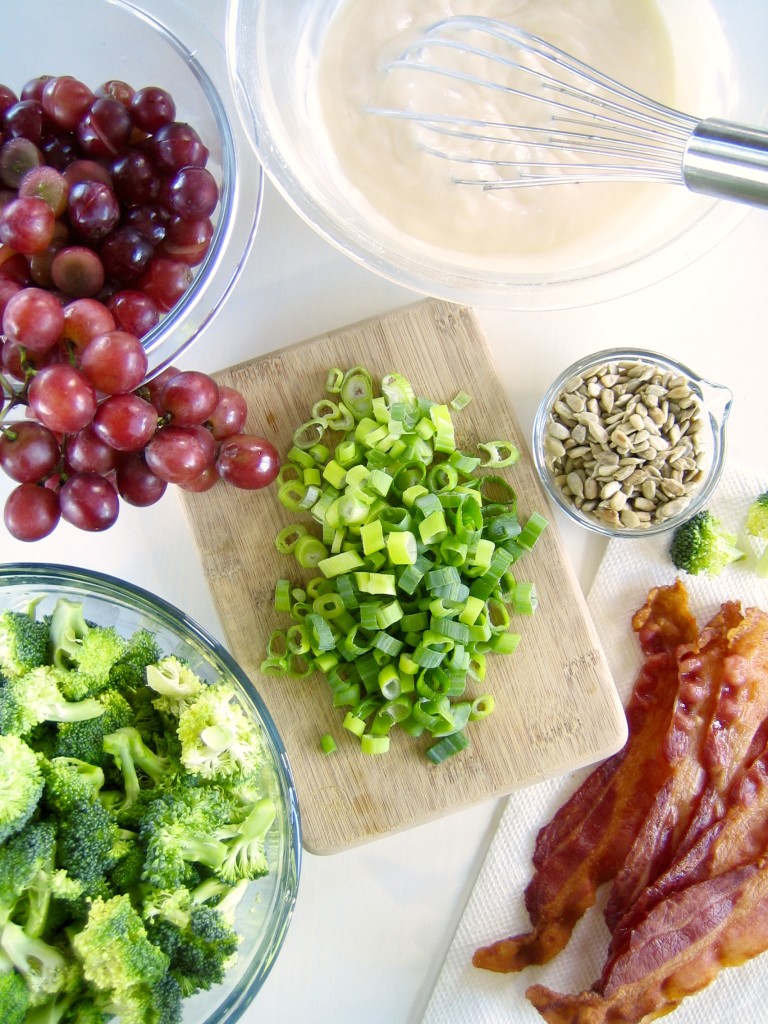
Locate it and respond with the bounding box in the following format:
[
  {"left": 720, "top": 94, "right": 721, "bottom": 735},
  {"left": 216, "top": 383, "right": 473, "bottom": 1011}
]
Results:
[{"left": 0, "top": 73, "right": 279, "bottom": 541}]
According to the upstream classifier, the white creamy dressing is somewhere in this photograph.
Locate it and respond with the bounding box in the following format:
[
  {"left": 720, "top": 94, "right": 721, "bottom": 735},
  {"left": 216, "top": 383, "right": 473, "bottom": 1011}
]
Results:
[{"left": 311, "top": 0, "right": 731, "bottom": 272}]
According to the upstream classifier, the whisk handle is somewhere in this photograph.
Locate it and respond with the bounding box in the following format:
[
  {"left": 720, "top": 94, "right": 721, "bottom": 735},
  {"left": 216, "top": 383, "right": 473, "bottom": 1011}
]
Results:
[{"left": 683, "top": 118, "right": 768, "bottom": 209}]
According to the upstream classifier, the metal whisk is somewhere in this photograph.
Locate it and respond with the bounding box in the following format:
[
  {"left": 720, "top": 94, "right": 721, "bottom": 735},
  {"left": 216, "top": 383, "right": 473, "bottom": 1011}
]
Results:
[{"left": 367, "top": 16, "right": 768, "bottom": 208}]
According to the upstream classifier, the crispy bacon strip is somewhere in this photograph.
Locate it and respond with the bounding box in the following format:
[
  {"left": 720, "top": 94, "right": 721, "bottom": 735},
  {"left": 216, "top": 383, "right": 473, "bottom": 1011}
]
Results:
[
  {"left": 603, "top": 603, "right": 743, "bottom": 932},
  {"left": 526, "top": 858, "right": 768, "bottom": 1024},
  {"left": 607, "top": 607, "right": 768, "bottom": 957},
  {"left": 675, "top": 607, "right": 768, "bottom": 846},
  {"left": 473, "top": 581, "right": 698, "bottom": 972}
]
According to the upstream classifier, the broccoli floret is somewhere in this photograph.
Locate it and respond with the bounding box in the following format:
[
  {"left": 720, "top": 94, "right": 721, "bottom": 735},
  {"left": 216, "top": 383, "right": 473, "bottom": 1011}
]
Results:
[
  {"left": 0, "top": 968, "right": 29, "bottom": 1024},
  {"left": 669, "top": 509, "right": 745, "bottom": 577},
  {"left": 102, "top": 727, "right": 173, "bottom": 810},
  {"left": 71, "top": 894, "right": 170, "bottom": 1022},
  {"left": 57, "top": 801, "right": 122, "bottom": 889},
  {"left": 145, "top": 657, "right": 204, "bottom": 717},
  {"left": 139, "top": 786, "right": 237, "bottom": 889},
  {"left": 746, "top": 491, "right": 768, "bottom": 577},
  {"left": 54, "top": 691, "right": 134, "bottom": 768},
  {"left": 176, "top": 683, "right": 262, "bottom": 780},
  {"left": 107, "top": 628, "right": 162, "bottom": 693},
  {"left": 0, "top": 821, "right": 57, "bottom": 927},
  {"left": 0, "top": 667, "right": 106, "bottom": 738},
  {"left": 0, "top": 734, "right": 44, "bottom": 844},
  {"left": 40, "top": 758, "right": 105, "bottom": 816},
  {"left": 142, "top": 880, "right": 245, "bottom": 996},
  {"left": 0, "top": 607, "right": 49, "bottom": 680},
  {"left": 215, "top": 796, "right": 276, "bottom": 884},
  {"left": 0, "top": 920, "right": 79, "bottom": 1007},
  {"left": 46, "top": 599, "right": 127, "bottom": 701}
]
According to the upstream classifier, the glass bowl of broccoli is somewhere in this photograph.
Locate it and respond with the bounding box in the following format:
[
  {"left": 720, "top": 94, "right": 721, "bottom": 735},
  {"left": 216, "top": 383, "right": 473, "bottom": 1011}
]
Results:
[
  {"left": 0, "top": 562, "right": 301, "bottom": 1024},
  {"left": 531, "top": 347, "right": 732, "bottom": 539}
]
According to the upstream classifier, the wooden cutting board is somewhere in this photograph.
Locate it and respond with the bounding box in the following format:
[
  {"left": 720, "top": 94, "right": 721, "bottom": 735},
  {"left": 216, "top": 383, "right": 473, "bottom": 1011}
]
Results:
[{"left": 179, "top": 299, "right": 628, "bottom": 854}]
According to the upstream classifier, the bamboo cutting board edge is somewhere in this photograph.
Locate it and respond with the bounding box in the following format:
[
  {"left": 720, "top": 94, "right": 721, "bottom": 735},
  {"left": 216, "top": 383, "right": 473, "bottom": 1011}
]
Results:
[{"left": 179, "top": 299, "right": 628, "bottom": 854}]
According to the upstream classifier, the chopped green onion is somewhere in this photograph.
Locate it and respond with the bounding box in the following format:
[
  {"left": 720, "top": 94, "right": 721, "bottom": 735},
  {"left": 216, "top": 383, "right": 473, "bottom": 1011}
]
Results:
[
  {"left": 320, "top": 733, "right": 337, "bottom": 754},
  {"left": 265, "top": 365, "right": 544, "bottom": 762}
]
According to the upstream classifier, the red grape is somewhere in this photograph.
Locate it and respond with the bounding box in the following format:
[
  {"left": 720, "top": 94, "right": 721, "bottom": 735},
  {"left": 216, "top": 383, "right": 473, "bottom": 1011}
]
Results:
[
  {"left": 59, "top": 471, "right": 119, "bottom": 531},
  {"left": 51, "top": 246, "right": 105, "bottom": 298},
  {"left": 76, "top": 97, "right": 132, "bottom": 158},
  {"left": 208, "top": 385, "right": 248, "bottom": 439},
  {"left": 95, "top": 80, "right": 135, "bottom": 107},
  {"left": 138, "top": 256, "right": 192, "bottom": 312},
  {"left": 115, "top": 452, "right": 167, "bottom": 506},
  {"left": 80, "top": 329, "right": 148, "bottom": 393},
  {"left": 161, "top": 216, "right": 213, "bottom": 266},
  {"left": 4, "top": 481, "right": 60, "bottom": 540},
  {"left": 41, "top": 76, "right": 94, "bottom": 132},
  {"left": 0, "top": 137, "right": 43, "bottom": 189},
  {"left": 178, "top": 463, "right": 220, "bottom": 493},
  {"left": 130, "top": 86, "right": 175, "bottom": 133},
  {"left": 18, "top": 165, "right": 68, "bottom": 216},
  {"left": 67, "top": 180, "right": 121, "bottom": 240},
  {"left": 166, "top": 166, "right": 219, "bottom": 221},
  {"left": 216, "top": 434, "right": 280, "bottom": 490},
  {"left": 149, "top": 122, "right": 208, "bottom": 174},
  {"left": 0, "top": 420, "right": 60, "bottom": 482},
  {"left": 91, "top": 392, "right": 157, "bottom": 452},
  {"left": 2, "top": 286, "right": 64, "bottom": 352},
  {"left": 27, "top": 363, "right": 97, "bottom": 433},
  {"left": 106, "top": 288, "right": 159, "bottom": 338},
  {"left": 62, "top": 297, "right": 116, "bottom": 351},
  {"left": 0, "top": 195, "right": 55, "bottom": 253},
  {"left": 144, "top": 424, "right": 210, "bottom": 484},
  {"left": 160, "top": 370, "right": 219, "bottom": 426},
  {"left": 65, "top": 424, "right": 119, "bottom": 475}
]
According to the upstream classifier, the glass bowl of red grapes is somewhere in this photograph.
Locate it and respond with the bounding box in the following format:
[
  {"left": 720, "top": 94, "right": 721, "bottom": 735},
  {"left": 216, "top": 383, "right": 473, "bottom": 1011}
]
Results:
[{"left": 0, "top": 0, "right": 278, "bottom": 543}]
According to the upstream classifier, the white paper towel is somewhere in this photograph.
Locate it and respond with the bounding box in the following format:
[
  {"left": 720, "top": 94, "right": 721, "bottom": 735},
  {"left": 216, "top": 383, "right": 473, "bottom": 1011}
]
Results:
[{"left": 422, "top": 464, "right": 768, "bottom": 1024}]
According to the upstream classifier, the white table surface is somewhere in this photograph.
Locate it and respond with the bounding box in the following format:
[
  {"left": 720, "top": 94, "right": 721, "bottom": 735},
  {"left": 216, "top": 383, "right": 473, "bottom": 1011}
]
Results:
[{"left": 2, "top": 3, "right": 767, "bottom": 1021}]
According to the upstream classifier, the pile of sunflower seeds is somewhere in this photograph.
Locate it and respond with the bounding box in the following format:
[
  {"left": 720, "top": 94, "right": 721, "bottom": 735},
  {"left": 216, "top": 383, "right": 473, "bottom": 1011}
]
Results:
[{"left": 543, "top": 358, "right": 708, "bottom": 530}]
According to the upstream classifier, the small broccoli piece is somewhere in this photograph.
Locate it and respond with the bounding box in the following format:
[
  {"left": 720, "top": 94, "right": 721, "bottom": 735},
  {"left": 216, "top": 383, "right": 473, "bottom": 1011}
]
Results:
[
  {"left": 138, "top": 787, "right": 236, "bottom": 890},
  {"left": 176, "top": 683, "right": 262, "bottom": 780},
  {"left": 56, "top": 628, "right": 127, "bottom": 703},
  {"left": 107, "top": 628, "right": 162, "bottom": 692},
  {"left": 0, "top": 968, "right": 29, "bottom": 1024},
  {"left": 72, "top": 894, "right": 170, "bottom": 1022},
  {"left": 215, "top": 796, "right": 276, "bottom": 884},
  {"left": 40, "top": 757, "right": 105, "bottom": 815},
  {"left": 142, "top": 880, "right": 245, "bottom": 996},
  {"left": 0, "top": 607, "right": 49, "bottom": 680},
  {"left": 145, "top": 657, "right": 204, "bottom": 717},
  {"left": 102, "top": 727, "right": 173, "bottom": 810},
  {"left": 53, "top": 690, "right": 134, "bottom": 768},
  {"left": 669, "top": 509, "right": 745, "bottom": 577},
  {"left": 0, "top": 821, "right": 57, "bottom": 928},
  {"left": 746, "top": 491, "right": 768, "bottom": 577},
  {"left": 57, "top": 800, "right": 121, "bottom": 889},
  {"left": 0, "top": 734, "right": 44, "bottom": 844},
  {"left": 0, "top": 667, "right": 106, "bottom": 737},
  {"left": 0, "top": 920, "right": 79, "bottom": 1008},
  {"left": 48, "top": 601, "right": 91, "bottom": 673}
]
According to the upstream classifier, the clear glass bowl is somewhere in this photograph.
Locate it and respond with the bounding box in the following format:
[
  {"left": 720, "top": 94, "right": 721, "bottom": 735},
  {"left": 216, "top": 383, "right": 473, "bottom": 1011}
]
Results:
[
  {"left": 531, "top": 348, "right": 732, "bottom": 539},
  {"left": 9, "top": 0, "right": 262, "bottom": 375},
  {"left": 0, "top": 563, "right": 301, "bottom": 1024},
  {"left": 226, "top": 0, "right": 767, "bottom": 311}
]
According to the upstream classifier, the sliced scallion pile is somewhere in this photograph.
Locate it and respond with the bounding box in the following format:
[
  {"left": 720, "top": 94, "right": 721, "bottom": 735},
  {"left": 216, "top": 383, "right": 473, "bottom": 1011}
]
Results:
[{"left": 261, "top": 366, "right": 546, "bottom": 763}]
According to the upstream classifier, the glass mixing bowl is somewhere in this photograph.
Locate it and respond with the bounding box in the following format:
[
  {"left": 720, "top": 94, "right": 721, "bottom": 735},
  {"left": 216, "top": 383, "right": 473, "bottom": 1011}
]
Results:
[
  {"left": 7, "top": 0, "right": 262, "bottom": 375},
  {"left": 226, "top": 0, "right": 767, "bottom": 310},
  {"left": 0, "top": 562, "right": 301, "bottom": 1024},
  {"left": 531, "top": 348, "right": 732, "bottom": 538}
]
